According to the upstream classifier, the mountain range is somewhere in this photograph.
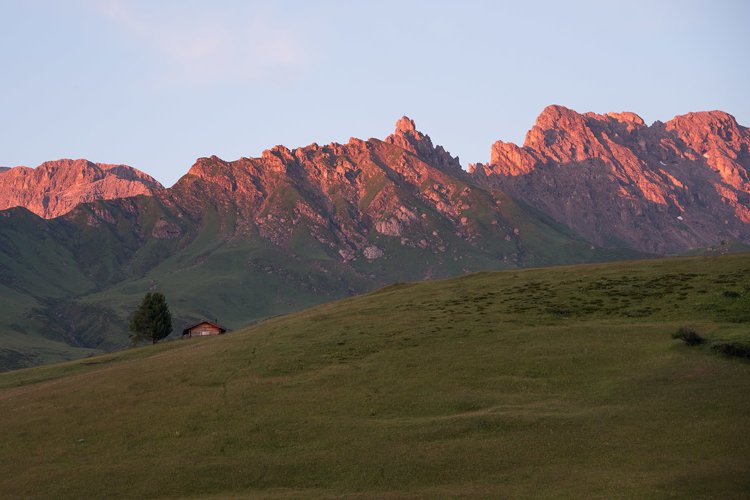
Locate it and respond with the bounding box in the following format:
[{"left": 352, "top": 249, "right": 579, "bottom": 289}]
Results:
[{"left": 1, "top": 105, "right": 748, "bottom": 370}]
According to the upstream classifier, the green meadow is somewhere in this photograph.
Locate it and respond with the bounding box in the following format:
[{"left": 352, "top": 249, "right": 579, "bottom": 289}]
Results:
[{"left": 1, "top": 254, "right": 749, "bottom": 498}]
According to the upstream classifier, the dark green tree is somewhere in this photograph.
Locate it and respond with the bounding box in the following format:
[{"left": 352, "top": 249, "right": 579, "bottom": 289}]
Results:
[{"left": 129, "top": 292, "right": 173, "bottom": 345}]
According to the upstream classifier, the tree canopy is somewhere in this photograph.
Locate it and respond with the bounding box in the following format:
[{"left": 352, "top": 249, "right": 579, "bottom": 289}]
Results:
[{"left": 129, "top": 292, "right": 173, "bottom": 345}]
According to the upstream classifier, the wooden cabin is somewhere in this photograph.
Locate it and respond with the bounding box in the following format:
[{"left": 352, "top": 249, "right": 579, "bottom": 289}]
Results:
[{"left": 182, "top": 320, "right": 227, "bottom": 338}]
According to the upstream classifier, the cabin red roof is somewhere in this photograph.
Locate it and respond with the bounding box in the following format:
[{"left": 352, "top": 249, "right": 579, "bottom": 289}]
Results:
[{"left": 182, "top": 320, "right": 227, "bottom": 335}]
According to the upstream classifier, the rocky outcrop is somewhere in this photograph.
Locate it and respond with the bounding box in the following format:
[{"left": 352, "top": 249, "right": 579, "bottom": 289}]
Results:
[
  {"left": 166, "top": 117, "right": 524, "bottom": 263},
  {"left": 0, "top": 159, "right": 163, "bottom": 218},
  {"left": 471, "top": 105, "right": 750, "bottom": 253},
  {"left": 385, "top": 116, "right": 463, "bottom": 174}
]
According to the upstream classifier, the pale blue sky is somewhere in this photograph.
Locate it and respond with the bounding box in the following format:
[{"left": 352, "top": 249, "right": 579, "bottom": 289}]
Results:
[{"left": 1, "top": 0, "right": 748, "bottom": 186}]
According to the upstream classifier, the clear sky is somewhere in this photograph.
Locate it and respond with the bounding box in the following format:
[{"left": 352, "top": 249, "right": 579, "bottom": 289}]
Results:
[{"left": 1, "top": 0, "right": 748, "bottom": 186}]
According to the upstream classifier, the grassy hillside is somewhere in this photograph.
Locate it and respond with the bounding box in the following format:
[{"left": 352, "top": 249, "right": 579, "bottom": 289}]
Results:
[
  {"left": 1, "top": 181, "right": 631, "bottom": 371},
  {"left": 1, "top": 254, "right": 749, "bottom": 498}
]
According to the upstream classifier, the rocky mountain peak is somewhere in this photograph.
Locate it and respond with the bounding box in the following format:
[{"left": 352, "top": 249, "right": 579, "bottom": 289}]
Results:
[
  {"left": 531, "top": 104, "right": 583, "bottom": 128},
  {"left": 394, "top": 116, "right": 417, "bottom": 134},
  {"left": 0, "top": 159, "right": 162, "bottom": 218},
  {"left": 669, "top": 110, "right": 739, "bottom": 129},
  {"left": 666, "top": 111, "right": 745, "bottom": 152},
  {"left": 521, "top": 105, "right": 605, "bottom": 164},
  {"left": 605, "top": 111, "right": 646, "bottom": 126},
  {"left": 472, "top": 105, "right": 750, "bottom": 253},
  {"left": 665, "top": 110, "right": 750, "bottom": 194},
  {"left": 387, "top": 116, "right": 425, "bottom": 147},
  {"left": 385, "top": 116, "right": 462, "bottom": 173}
]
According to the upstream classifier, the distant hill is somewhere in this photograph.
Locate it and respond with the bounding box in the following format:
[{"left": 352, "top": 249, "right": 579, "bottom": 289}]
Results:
[
  {"left": 1, "top": 107, "right": 750, "bottom": 369},
  {"left": 1, "top": 254, "right": 748, "bottom": 497}
]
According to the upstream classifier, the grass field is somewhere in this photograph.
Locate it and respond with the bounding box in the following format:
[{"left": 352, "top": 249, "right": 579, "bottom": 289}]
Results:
[{"left": 1, "top": 254, "right": 749, "bottom": 498}]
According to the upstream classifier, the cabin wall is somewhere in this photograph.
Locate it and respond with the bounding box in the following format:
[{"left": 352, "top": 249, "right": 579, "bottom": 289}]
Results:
[{"left": 188, "top": 325, "right": 222, "bottom": 337}]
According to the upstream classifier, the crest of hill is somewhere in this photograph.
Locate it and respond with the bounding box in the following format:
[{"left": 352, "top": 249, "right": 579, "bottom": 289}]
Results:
[{"left": 0, "top": 254, "right": 749, "bottom": 498}]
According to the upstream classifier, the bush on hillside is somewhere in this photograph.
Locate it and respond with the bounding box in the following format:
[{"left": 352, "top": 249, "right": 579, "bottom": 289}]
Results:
[
  {"left": 671, "top": 327, "right": 705, "bottom": 346},
  {"left": 711, "top": 341, "right": 750, "bottom": 359}
]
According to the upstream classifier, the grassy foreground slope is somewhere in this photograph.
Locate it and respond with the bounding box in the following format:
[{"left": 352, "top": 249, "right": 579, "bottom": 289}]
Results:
[{"left": 1, "top": 254, "right": 749, "bottom": 498}]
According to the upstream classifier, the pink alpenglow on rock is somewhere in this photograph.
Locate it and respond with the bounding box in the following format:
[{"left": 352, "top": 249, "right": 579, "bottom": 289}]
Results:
[{"left": 0, "top": 159, "right": 163, "bottom": 218}]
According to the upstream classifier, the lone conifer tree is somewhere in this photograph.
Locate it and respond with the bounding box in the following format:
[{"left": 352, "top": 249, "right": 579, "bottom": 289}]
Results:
[{"left": 129, "top": 292, "right": 173, "bottom": 345}]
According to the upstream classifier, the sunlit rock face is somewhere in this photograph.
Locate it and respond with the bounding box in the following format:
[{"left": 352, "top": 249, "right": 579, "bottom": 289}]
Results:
[
  {"left": 0, "top": 159, "right": 163, "bottom": 218},
  {"left": 4, "top": 108, "right": 750, "bottom": 255},
  {"left": 167, "top": 117, "right": 516, "bottom": 262},
  {"left": 471, "top": 105, "right": 750, "bottom": 253}
]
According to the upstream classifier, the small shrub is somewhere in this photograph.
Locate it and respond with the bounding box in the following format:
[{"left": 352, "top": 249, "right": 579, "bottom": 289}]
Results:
[
  {"left": 671, "top": 327, "right": 705, "bottom": 346},
  {"left": 722, "top": 290, "right": 741, "bottom": 299},
  {"left": 711, "top": 341, "right": 750, "bottom": 359}
]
